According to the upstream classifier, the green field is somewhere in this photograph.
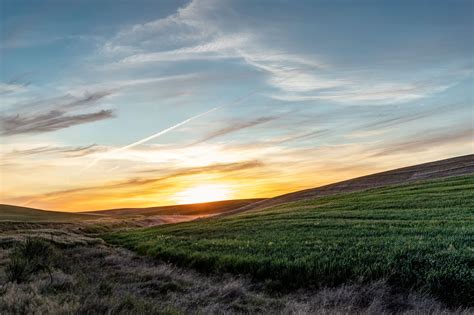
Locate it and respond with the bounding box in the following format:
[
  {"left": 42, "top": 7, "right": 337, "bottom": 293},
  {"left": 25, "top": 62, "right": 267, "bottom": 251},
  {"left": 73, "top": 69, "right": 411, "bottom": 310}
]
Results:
[{"left": 105, "top": 176, "right": 474, "bottom": 307}]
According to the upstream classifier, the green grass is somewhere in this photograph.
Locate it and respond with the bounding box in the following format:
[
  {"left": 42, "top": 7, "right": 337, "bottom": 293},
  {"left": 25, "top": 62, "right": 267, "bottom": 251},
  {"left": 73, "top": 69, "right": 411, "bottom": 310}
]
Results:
[{"left": 104, "top": 176, "right": 474, "bottom": 306}]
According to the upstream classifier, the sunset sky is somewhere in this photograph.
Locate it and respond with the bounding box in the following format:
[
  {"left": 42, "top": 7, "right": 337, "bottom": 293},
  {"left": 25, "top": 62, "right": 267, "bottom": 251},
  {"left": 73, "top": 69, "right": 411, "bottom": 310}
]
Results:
[{"left": 1, "top": 0, "right": 473, "bottom": 211}]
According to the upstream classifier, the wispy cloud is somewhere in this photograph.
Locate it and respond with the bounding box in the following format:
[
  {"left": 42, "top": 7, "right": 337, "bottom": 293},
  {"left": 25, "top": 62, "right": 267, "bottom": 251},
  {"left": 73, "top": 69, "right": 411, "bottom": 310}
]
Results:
[
  {"left": 1, "top": 90, "right": 115, "bottom": 136},
  {"left": 98, "top": 0, "right": 468, "bottom": 106},
  {"left": 60, "top": 73, "right": 199, "bottom": 95},
  {"left": 0, "top": 82, "right": 29, "bottom": 95},
  {"left": 0, "top": 72, "right": 35, "bottom": 95},
  {"left": 1, "top": 109, "right": 114, "bottom": 136},
  {"left": 7, "top": 160, "right": 264, "bottom": 208},
  {"left": 269, "top": 81, "right": 452, "bottom": 105},
  {"left": 270, "top": 129, "right": 330, "bottom": 145},
  {"left": 115, "top": 34, "right": 250, "bottom": 66},
  {"left": 101, "top": 0, "right": 223, "bottom": 58},
  {"left": 2, "top": 33, "right": 103, "bottom": 49},
  {"left": 7, "top": 90, "right": 112, "bottom": 113},
  {"left": 137, "top": 160, "right": 264, "bottom": 177},
  {"left": 363, "top": 102, "right": 470, "bottom": 130},
  {"left": 372, "top": 128, "right": 473, "bottom": 157},
  {"left": 192, "top": 116, "right": 279, "bottom": 145},
  {"left": 2, "top": 144, "right": 104, "bottom": 158}
]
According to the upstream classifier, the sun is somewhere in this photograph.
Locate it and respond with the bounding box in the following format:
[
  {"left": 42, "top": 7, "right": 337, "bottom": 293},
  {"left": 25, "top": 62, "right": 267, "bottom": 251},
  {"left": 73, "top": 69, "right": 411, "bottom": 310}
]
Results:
[{"left": 174, "top": 184, "right": 233, "bottom": 204}]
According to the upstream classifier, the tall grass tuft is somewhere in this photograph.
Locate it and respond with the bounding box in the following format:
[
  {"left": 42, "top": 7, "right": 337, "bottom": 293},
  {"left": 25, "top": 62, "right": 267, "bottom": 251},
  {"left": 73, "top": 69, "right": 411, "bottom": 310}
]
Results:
[{"left": 5, "top": 238, "right": 56, "bottom": 283}]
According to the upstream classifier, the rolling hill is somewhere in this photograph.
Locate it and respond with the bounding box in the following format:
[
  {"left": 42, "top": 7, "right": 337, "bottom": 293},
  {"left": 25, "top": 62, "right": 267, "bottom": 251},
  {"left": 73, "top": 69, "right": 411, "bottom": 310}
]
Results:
[
  {"left": 104, "top": 174, "right": 474, "bottom": 307},
  {"left": 2, "top": 155, "right": 474, "bottom": 306},
  {"left": 225, "top": 154, "right": 474, "bottom": 215},
  {"left": 0, "top": 204, "right": 101, "bottom": 222},
  {"left": 86, "top": 199, "right": 263, "bottom": 217},
  {"left": 2, "top": 155, "right": 473, "bottom": 223},
  {"left": 0, "top": 199, "right": 264, "bottom": 224}
]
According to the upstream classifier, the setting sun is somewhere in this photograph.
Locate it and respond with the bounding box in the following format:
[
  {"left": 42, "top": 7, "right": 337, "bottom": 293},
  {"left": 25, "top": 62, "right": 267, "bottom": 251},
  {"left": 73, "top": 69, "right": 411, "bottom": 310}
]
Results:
[{"left": 173, "top": 184, "right": 233, "bottom": 204}]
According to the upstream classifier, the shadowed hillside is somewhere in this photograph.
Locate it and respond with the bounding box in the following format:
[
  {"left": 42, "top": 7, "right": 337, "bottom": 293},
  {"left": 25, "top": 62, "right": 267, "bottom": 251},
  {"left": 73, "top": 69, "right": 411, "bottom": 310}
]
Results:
[
  {"left": 0, "top": 200, "right": 264, "bottom": 225},
  {"left": 225, "top": 154, "right": 474, "bottom": 215},
  {"left": 86, "top": 199, "right": 264, "bottom": 217},
  {"left": 0, "top": 205, "right": 101, "bottom": 222}
]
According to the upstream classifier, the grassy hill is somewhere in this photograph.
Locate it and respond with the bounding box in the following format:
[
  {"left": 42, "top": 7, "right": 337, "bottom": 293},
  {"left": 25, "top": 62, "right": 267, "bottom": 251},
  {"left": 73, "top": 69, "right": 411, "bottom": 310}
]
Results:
[
  {"left": 104, "top": 175, "right": 474, "bottom": 307},
  {"left": 226, "top": 154, "right": 474, "bottom": 215},
  {"left": 0, "top": 204, "right": 101, "bottom": 222}
]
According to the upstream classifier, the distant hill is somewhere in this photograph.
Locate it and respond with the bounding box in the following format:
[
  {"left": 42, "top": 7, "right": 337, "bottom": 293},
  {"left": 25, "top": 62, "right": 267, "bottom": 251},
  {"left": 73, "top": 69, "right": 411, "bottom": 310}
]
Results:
[
  {"left": 0, "top": 199, "right": 264, "bottom": 224},
  {"left": 3, "top": 155, "right": 472, "bottom": 223},
  {"left": 224, "top": 154, "right": 474, "bottom": 215},
  {"left": 0, "top": 204, "right": 101, "bottom": 222},
  {"left": 85, "top": 199, "right": 264, "bottom": 217}
]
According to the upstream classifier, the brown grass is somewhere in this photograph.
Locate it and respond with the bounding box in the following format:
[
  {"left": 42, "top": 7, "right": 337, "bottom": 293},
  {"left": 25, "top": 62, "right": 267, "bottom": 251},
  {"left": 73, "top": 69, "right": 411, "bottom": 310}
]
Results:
[{"left": 0, "top": 229, "right": 471, "bottom": 314}]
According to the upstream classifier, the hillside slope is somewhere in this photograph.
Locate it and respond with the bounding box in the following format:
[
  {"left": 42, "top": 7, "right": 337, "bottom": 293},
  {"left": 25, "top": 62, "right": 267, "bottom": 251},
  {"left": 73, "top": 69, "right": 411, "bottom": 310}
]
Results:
[
  {"left": 0, "top": 200, "right": 263, "bottom": 225},
  {"left": 0, "top": 204, "right": 101, "bottom": 222},
  {"left": 86, "top": 199, "right": 264, "bottom": 217},
  {"left": 105, "top": 175, "right": 474, "bottom": 307},
  {"left": 226, "top": 154, "right": 474, "bottom": 215}
]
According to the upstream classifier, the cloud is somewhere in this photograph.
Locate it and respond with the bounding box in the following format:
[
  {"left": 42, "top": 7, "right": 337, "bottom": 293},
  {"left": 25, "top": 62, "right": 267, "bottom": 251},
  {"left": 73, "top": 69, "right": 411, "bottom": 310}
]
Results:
[
  {"left": 364, "top": 102, "right": 470, "bottom": 130},
  {"left": 98, "top": 0, "right": 470, "bottom": 106},
  {"left": 0, "top": 82, "right": 29, "bottom": 95},
  {"left": 101, "top": 0, "right": 334, "bottom": 95},
  {"left": 55, "top": 74, "right": 200, "bottom": 103},
  {"left": 115, "top": 34, "right": 250, "bottom": 66},
  {"left": 1, "top": 90, "right": 115, "bottom": 136},
  {"left": 241, "top": 50, "right": 437, "bottom": 105},
  {"left": 372, "top": 128, "right": 473, "bottom": 157},
  {"left": 269, "top": 78, "right": 457, "bottom": 105},
  {"left": 9, "top": 159, "right": 264, "bottom": 203},
  {"left": 314, "top": 81, "right": 452, "bottom": 105},
  {"left": 9, "top": 90, "right": 113, "bottom": 114},
  {"left": 3, "top": 33, "right": 103, "bottom": 49},
  {"left": 192, "top": 116, "right": 279, "bottom": 145},
  {"left": 62, "top": 91, "right": 112, "bottom": 110},
  {"left": 101, "top": 0, "right": 222, "bottom": 58},
  {"left": 0, "top": 73, "right": 35, "bottom": 95},
  {"left": 271, "top": 129, "right": 330, "bottom": 144},
  {"left": 138, "top": 160, "right": 264, "bottom": 177},
  {"left": 3, "top": 144, "right": 104, "bottom": 158},
  {"left": 1, "top": 110, "right": 114, "bottom": 136}
]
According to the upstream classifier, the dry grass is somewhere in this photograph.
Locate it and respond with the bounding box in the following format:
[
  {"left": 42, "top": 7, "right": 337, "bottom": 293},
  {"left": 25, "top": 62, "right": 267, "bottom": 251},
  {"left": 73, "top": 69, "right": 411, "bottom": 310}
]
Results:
[{"left": 0, "top": 230, "right": 471, "bottom": 314}]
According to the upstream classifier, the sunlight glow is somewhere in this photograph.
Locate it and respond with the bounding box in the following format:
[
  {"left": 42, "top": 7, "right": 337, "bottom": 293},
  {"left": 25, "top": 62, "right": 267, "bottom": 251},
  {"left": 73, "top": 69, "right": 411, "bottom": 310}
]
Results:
[{"left": 173, "top": 184, "right": 233, "bottom": 204}]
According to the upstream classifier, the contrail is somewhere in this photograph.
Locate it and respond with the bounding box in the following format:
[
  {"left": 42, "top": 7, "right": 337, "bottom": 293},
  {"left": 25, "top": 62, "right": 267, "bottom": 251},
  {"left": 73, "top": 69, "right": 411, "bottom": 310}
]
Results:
[
  {"left": 84, "top": 69, "right": 304, "bottom": 170},
  {"left": 83, "top": 106, "right": 220, "bottom": 170},
  {"left": 111, "top": 106, "right": 219, "bottom": 152}
]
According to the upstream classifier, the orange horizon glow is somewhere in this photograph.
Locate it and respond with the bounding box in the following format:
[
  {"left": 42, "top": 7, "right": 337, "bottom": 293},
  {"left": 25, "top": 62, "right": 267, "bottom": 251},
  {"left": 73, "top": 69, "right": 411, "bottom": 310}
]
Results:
[
  {"left": 2, "top": 0, "right": 472, "bottom": 215},
  {"left": 1, "top": 142, "right": 470, "bottom": 212},
  {"left": 173, "top": 183, "right": 234, "bottom": 205}
]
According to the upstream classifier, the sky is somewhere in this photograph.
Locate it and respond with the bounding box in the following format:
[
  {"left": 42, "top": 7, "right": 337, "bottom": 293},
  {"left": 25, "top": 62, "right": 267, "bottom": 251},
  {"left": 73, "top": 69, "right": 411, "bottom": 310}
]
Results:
[{"left": 0, "top": 0, "right": 473, "bottom": 211}]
